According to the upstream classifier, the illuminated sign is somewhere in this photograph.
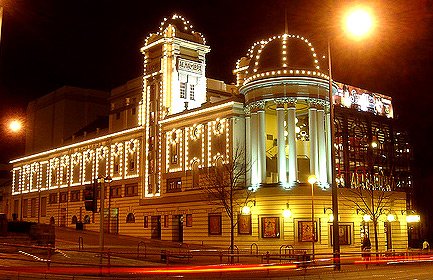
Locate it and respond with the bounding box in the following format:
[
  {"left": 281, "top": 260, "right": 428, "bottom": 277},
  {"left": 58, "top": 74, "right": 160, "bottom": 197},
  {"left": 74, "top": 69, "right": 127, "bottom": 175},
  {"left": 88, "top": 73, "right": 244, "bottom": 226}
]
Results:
[
  {"left": 178, "top": 58, "right": 202, "bottom": 75},
  {"left": 334, "top": 83, "right": 393, "bottom": 118}
]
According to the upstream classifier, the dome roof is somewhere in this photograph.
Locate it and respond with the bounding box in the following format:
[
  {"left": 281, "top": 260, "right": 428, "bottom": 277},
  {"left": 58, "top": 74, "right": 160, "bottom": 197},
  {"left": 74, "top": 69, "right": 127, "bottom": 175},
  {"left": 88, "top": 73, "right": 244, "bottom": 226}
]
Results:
[{"left": 235, "top": 34, "right": 328, "bottom": 86}]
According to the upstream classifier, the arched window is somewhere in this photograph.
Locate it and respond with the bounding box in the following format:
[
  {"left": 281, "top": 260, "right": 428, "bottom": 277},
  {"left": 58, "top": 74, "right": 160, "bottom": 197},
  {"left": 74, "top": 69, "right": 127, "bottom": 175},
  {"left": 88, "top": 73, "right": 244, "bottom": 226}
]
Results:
[
  {"left": 49, "top": 216, "right": 55, "bottom": 225},
  {"left": 83, "top": 215, "right": 91, "bottom": 224},
  {"left": 126, "top": 213, "right": 135, "bottom": 223},
  {"left": 71, "top": 215, "right": 78, "bottom": 224}
]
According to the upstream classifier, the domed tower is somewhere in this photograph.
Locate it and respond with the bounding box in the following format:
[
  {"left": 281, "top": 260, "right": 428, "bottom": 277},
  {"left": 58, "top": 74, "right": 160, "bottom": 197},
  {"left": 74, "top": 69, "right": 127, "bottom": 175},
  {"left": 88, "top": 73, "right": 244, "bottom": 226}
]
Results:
[
  {"left": 234, "top": 34, "right": 337, "bottom": 188},
  {"left": 141, "top": 15, "right": 210, "bottom": 197}
]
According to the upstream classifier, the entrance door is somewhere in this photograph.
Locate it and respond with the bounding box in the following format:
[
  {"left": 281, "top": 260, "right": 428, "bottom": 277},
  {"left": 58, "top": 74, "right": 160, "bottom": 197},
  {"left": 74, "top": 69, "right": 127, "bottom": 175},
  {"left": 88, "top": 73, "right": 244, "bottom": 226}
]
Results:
[
  {"left": 172, "top": 215, "right": 183, "bottom": 242},
  {"left": 60, "top": 208, "right": 66, "bottom": 227},
  {"left": 385, "top": 222, "right": 392, "bottom": 250},
  {"left": 151, "top": 216, "right": 161, "bottom": 240},
  {"left": 110, "top": 208, "right": 119, "bottom": 234}
]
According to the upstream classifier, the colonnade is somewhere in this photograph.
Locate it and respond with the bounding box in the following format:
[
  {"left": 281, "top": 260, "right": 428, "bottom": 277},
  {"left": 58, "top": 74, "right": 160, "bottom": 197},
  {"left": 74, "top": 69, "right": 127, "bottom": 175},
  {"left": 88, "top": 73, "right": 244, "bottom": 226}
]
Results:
[{"left": 245, "top": 98, "right": 331, "bottom": 188}]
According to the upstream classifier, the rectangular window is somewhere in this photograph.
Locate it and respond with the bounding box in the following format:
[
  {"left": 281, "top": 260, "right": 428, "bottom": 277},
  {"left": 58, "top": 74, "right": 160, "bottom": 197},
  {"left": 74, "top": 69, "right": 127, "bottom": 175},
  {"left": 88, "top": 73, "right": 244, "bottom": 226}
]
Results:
[
  {"left": 208, "top": 214, "right": 222, "bottom": 235},
  {"left": 30, "top": 198, "right": 36, "bottom": 218},
  {"left": 110, "top": 185, "right": 122, "bottom": 198},
  {"left": 297, "top": 220, "right": 317, "bottom": 242},
  {"left": 125, "top": 183, "right": 138, "bottom": 197},
  {"left": 70, "top": 190, "right": 80, "bottom": 202},
  {"left": 49, "top": 193, "right": 57, "bottom": 204},
  {"left": 238, "top": 214, "right": 252, "bottom": 235},
  {"left": 186, "top": 214, "right": 192, "bottom": 227},
  {"left": 40, "top": 197, "right": 47, "bottom": 217},
  {"left": 189, "top": 84, "right": 195, "bottom": 100},
  {"left": 23, "top": 199, "right": 28, "bottom": 218},
  {"left": 164, "top": 215, "right": 168, "bottom": 228},
  {"left": 180, "top": 82, "right": 186, "bottom": 99},
  {"left": 330, "top": 224, "right": 352, "bottom": 245},
  {"left": 166, "top": 178, "right": 182, "bottom": 193},
  {"left": 59, "top": 192, "right": 68, "bottom": 203},
  {"left": 262, "top": 217, "right": 281, "bottom": 238},
  {"left": 144, "top": 216, "right": 149, "bottom": 228}
]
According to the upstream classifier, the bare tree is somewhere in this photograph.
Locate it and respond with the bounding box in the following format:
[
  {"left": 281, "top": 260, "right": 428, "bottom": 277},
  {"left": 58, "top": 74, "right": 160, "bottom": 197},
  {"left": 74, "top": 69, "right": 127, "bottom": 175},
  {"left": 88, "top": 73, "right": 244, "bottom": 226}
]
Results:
[
  {"left": 201, "top": 145, "right": 252, "bottom": 263},
  {"left": 341, "top": 174, "right": 395, "bottom": 252}
]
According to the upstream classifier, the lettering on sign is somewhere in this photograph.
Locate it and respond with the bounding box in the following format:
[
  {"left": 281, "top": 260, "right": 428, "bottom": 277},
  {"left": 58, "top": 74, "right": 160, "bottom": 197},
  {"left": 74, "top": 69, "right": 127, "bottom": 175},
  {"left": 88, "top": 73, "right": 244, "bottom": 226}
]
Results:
[{"left": 178, "top": 58, "right": 202, "bottom": 75}]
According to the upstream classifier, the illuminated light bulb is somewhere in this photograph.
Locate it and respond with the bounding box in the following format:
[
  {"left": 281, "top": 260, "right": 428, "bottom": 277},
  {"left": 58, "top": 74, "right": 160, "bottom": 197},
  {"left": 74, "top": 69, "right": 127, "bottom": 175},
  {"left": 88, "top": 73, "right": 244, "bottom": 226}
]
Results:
[
  {"left": 329, "top": 214, "right": 334, "bottom": 222},
  {"left": 406, "top": 214, "right": 420, "bottom": 223},
  {"left": 295, "top": 127, "right": 301, "bottom": 133},
  {"left": 9, "top": 119, "right": 23, "bottom": 133},
  {"left": 283, "top": 209, "right": 292, "bottom": 218},
  {"left": 363, "top": 214, "right": 371, "bottom": 222},
  {"left": 387, "top": 214, "right": 395, "bottom": 222}
]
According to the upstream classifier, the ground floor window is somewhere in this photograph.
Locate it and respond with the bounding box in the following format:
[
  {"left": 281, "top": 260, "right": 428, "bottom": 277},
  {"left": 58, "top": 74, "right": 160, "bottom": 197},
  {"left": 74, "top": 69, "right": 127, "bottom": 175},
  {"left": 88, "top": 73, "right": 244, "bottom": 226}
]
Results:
[
  {"left": 261, "top": 217, "right": 280, "bottom": 238},
  {"left": 297, "top": 220, "right": 318, "bottom": 242},
  {"left": 330, "top": 224, "right": 352, "bottom": 245},
  {"left": 238, "top": 214, "right": 252, "bottom": 235},
  {"left": 208, "top": 214, "right": 222, "bottom": 235}
]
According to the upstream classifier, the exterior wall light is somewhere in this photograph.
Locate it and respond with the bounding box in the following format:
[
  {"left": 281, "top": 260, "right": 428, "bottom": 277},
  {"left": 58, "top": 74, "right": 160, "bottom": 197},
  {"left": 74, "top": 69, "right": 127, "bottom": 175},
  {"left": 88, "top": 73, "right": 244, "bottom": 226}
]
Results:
[
  {"left": 283, "top": 209, "right": 292, "bottom": 218},
  {"left": 363, "top": 214, "right": 371, "bottom": 222},
  {"left": 324, "top": 207, "right": 334, "bottom": 222},
  {"left": 241, "top": 199, "right": 256, "bottom": 215},
  {"left": 401, "top": 210, "right": 421, "bottom": 223},
  {"left": 283, "top": 203, "right": 292, "bottom": 218},
  {"left": 241, "top": 205, "right": 251, "bottom": 215},
  {"left": 406, "top": 214, "right": 420, "bottom": 223},
  {"left": 387, "top": 213, "right": 395, "bottom": 222}
]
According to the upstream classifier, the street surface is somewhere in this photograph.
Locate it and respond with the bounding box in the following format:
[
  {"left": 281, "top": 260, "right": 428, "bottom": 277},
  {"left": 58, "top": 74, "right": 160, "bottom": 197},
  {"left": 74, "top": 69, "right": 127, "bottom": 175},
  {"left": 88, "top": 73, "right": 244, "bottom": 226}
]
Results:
[{"left": 0, "top": 227, "right": 432, "bottom": 279}]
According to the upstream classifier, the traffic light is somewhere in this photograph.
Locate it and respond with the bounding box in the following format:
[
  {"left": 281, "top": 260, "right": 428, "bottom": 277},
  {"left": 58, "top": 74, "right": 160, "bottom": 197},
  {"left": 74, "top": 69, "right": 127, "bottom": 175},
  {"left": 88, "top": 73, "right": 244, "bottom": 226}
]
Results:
[{"left": 84, "top": 179, "right": 98, "bottom": 212}]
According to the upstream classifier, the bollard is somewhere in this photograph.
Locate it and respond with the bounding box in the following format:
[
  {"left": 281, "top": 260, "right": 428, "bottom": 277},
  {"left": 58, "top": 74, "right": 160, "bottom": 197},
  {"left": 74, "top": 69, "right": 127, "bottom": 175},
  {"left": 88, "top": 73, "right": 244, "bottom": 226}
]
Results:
[
  {"left": 266, "top": 251, "right": 270, "bottom": 264},
  {"left": 219, "top": 251, "right": 223, "bottom": 264}
]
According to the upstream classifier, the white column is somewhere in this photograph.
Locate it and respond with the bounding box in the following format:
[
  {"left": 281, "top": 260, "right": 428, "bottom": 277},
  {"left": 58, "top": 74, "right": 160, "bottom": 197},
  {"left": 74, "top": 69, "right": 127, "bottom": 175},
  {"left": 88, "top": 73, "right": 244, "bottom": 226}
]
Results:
[
  {"left": 309, "top": 104, "right": 318, "bottom": 177},
  {"left": 317, "top": 107, "right": 327, "bottom": 186},
  {"left": 258, "top": 109, "right": 266, "bottom": 183},
  {"left": 277, "top": 106, "right": 286, "bottom": 183},
  {"left": 245, "top": 113, "right": 251, "bottom": 186},
  {"left": 325, "top": 110, "right": 332, "bottom": 185},
  {"left": 287, "top": 105, "right": 297, "bottom": 185},
  {"left": 250, "top": 112, "right": 258, "bottom": 185}
]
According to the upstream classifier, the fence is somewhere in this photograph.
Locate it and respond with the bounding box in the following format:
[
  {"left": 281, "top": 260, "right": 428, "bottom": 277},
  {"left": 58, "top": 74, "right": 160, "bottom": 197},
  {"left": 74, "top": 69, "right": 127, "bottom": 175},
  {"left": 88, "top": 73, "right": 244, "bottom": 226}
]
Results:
[{"left": 0, "top": 240, "right": 431, "bottom": 278}]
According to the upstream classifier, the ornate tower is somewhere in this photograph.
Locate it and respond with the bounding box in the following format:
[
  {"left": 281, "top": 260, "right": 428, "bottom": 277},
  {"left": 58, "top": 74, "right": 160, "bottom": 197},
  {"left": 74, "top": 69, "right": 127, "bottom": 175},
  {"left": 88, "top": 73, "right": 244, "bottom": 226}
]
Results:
[{"left": 140, "top": 15, "right": 210, "bottom": 197}]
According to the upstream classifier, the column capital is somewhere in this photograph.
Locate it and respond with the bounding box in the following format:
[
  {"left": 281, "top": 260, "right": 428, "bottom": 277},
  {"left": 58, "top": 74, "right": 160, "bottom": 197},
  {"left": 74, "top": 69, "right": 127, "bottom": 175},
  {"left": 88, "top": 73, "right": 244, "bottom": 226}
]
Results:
[
  {"left": 316, "top": 100, "right": 326, "bottom": 110},
  {"left": 244, "top": 106, "right": 251, "bottom": 116},
  {"left": 250, "top": 100, "right": 266, "bottom": 112},
  {"left": 274, "top": 98, "right": 287, "bottom": 108}
]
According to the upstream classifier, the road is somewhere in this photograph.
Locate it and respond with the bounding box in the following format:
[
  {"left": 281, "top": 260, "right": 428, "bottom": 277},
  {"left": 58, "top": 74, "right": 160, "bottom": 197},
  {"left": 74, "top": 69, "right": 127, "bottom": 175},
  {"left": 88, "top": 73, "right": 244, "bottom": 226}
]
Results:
[{"left": 1, "top": 260, "right": 433, "bottom": 279}]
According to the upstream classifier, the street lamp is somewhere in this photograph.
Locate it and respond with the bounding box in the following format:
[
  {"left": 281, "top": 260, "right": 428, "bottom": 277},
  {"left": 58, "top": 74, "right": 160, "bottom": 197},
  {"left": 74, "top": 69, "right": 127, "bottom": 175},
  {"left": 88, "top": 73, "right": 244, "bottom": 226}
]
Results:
[
  {"left": 98, "top": 175, "right": 112, "bottom": 262},
  {"left": 308, "top": 175, "right": 317, "bottom": 260},
  {"left": 327, "top": 6, "right": 375, "bottom": 270}
]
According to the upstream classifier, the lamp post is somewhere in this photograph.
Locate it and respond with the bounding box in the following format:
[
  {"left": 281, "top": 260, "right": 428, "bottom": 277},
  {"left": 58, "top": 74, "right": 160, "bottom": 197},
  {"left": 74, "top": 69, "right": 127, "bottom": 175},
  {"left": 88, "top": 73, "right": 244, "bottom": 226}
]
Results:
[
  {"left": 308, "top": 175, "right": 317, "bottom": 260},
  {"left": 98, "top": 175, "right": 112, "bottom": 262},
  {"left": 327, "top": 5, "right": 375, "bottom": 270}
]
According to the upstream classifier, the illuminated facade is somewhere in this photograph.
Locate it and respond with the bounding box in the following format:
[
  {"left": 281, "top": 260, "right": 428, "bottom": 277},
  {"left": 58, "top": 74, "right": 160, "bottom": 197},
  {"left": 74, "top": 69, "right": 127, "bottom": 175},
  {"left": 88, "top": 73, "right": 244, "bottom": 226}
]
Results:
[{"left": 10, "top": 15, "right": 414, "bottom": 253}]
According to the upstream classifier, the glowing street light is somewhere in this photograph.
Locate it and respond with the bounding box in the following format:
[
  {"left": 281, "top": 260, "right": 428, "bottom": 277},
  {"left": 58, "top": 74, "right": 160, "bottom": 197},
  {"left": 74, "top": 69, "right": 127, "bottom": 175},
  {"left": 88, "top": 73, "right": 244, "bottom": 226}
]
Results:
[
  {"left": 343, "top": 7, "right": 375, "bottom": 40},
  {"left": 328, "top": 5, "right": 375, "bottom": 270},
  {"left": 8, "top": 119, "right": 23, "bottom": 133}
]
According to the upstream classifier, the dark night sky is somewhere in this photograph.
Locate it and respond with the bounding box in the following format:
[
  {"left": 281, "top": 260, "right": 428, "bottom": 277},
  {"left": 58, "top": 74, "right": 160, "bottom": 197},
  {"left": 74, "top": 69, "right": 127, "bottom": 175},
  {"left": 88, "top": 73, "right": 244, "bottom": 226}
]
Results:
[{"left": 0, "top": 0, "right": 432, "bottom": 213}]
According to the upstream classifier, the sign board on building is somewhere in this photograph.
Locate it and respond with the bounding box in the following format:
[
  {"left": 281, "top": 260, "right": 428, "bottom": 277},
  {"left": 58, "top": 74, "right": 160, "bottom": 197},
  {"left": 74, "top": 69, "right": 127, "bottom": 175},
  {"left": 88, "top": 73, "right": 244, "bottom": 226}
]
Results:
[{"left": 178, "top": 58, "right": 202, "bottom": 75}]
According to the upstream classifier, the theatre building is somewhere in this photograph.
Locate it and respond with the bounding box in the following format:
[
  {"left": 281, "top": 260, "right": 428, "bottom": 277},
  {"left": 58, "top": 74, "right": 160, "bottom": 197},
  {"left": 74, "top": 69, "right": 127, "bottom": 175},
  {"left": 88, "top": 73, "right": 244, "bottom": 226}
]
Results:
[{"left": 10, "top": 15, "right": 415, "bottom": 253}]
